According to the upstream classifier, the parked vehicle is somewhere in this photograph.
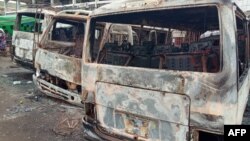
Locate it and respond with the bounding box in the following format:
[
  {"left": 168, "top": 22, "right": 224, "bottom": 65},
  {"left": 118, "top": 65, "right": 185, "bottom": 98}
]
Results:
[
  {"left": 11, "top": 8, "right": 57, "bottom": 69},
  {"left": 33, "top": 10, "right": 136, "bottom": 106},
  {"left": 81, "top": 0, "right": 250, "bottom": 141},
  {"left": 33, "top": 10, "right": 91, "bottom": 106}
]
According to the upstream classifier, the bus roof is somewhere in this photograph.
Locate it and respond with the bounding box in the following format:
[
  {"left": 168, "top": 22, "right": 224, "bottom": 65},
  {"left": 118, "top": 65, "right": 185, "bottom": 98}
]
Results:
[
  {"left": 91, "top": 0, "right": 239, "bottom": 17},
  {"left": 53, "top": 10, "right": 91, "bottom": 21}
]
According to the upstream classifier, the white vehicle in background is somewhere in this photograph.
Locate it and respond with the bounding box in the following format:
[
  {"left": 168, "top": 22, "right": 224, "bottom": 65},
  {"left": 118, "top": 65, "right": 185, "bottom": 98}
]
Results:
[{"left": 11, "top": 8, "right": 56, "bottom": 70}]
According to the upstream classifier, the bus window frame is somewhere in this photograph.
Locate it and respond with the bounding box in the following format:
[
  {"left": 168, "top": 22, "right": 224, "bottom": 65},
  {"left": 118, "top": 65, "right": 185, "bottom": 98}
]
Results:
[
  {"left": 235, "top": 9, "right": 249, "bottom": 89},
  {"left": 85, "top": 5, "right": 223, "bottom": 74}
]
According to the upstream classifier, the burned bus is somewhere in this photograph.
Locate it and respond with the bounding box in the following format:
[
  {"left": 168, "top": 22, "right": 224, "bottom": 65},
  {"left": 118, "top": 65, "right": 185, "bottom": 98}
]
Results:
[
  {"left": 33, "top": 10, "right": 91, "bottom": 106},
  {"left": 33, "top": 11, "right": 136, "bottom": 106},
  {"left": 12, "top": 8, "right": 57, "bottom": 70},
  {"left": 81, "top": 0, "right": 250, "bottom": 141}
]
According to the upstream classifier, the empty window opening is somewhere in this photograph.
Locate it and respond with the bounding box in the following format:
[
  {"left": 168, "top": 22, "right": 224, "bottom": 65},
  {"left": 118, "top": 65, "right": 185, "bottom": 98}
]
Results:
[
  {"left": 41, "top": 18, "right": 85, "bottom": 58},
  {"left": 236, "top": 15, "right": 248, "bottom": 79},
  {"left": 17, "top": 13, "right": 45, "bottom": 33},
  {"left": 89, "top": 6, "right": 221, "bottom": 73}
]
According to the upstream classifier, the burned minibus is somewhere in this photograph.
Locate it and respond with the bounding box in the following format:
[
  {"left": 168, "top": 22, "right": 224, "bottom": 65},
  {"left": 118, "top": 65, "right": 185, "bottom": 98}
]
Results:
[
  {"left": 81, "top": 0, "right": 250, "bottom": 141},
  {"left": 32, "top": 9, "right": 135, "bottom": 106},
  {"left": 33, "top": 10, "right": 91, "bottom": 106},
  {"left": 12, "top": 8, "right": 57, "bottom": 70}
]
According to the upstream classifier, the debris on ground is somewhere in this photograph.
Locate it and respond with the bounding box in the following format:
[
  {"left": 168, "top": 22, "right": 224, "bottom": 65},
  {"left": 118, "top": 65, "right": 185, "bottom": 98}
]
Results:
[
  {"left": 0, "top": 56, "right": 86, "bottom": 140},
  {"left": 13, "top": 81, "right": 34, "bottom": 85},
  {"left": 53, "top": 113, "right": 82, "bottom": 136},
  {"left": 13, "top": 81, "right": 22, "bottom": 85}
]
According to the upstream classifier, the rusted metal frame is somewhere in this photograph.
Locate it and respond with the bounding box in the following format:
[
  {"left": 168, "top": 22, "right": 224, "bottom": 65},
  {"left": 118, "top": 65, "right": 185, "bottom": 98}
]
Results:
[
  {"left": 43, "top": 40, "right": 76, "bottom": 49},
  {"left": 89, "top": 3, "right": 222, "bottom": 62},
  {"left": 39, "top": 14, "right": 88, "bottom": 49},
  {"left": 37, "top": 8, "right": 43, "bottom": 43},
  {"left": 94, "top": 23, "right": 112, "bottom": 63},
  {"left": 32, "top": 7, "right": 43, "bottom": 67},
  {"left": 54, "top": 14, "right": 88, "bottom": 22},
  {"left": 39, "top": 19, "right": 59, "bottom": 49},
  {"left": 98, "top": 50, "right": 106, "bottom": 63},
  {"left": 85, "top": 4, "right": 225, "bottom": 87}
]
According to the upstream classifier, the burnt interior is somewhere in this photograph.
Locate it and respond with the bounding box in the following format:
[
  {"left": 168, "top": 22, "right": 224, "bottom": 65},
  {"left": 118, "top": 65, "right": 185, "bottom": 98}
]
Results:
[
  {"left": 42, "top": 18, "right": 85, "bottom": 58},
  {"left": 89, "top": 6, "right": 221, "bottom": 73}
]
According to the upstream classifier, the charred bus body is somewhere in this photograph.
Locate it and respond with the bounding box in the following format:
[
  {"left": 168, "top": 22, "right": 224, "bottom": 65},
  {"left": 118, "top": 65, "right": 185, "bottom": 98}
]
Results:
[
  {"left": 81, "top": 0, "right": 250, "bottom": 141},
  {"left": 12, "top": 8, "right": 56, "bottom": 70},
  {"left": 33, "top": 10, "right": 91, "bottom": 106},
  {"left": 33, "top": 11, "right": 137, "bottom": 106}
]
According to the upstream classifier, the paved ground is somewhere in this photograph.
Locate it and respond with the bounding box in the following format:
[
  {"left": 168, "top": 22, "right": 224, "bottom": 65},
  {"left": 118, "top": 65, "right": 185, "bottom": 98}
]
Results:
[
  {"left": 0, "top": 55, "right": 250, "bottom": 141},
  {"left": 0, "top": 56, "right": 86, "bottom": 141}
]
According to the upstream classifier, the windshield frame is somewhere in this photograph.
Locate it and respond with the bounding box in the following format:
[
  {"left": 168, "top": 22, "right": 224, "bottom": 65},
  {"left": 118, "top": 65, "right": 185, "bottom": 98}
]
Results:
[
  {"left": 84, "top": 4, "right": 223, "bottom": 74},
  {"left": 40, "top": 15, "right": 87, "bottom": 49}
]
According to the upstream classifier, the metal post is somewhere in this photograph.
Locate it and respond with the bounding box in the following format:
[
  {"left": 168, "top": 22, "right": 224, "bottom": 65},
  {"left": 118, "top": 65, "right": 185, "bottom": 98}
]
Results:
[
  {"left": 3, "top": 0, "right": 7, "bottom": 15},
  {"left": 32, "top": 0, "right": 36, "bottom": 4},
  {"left": 95, "top": 0, "right": 99, "bottom": 8},
  {"left": 17, "top": 0, "right": 20, "bottom": 11},
  {"left": 50, "top": 0, "right": 54, "bottom": 6},
  {"left": 72, "top": 0, "right": 76, "bottom": 6}
]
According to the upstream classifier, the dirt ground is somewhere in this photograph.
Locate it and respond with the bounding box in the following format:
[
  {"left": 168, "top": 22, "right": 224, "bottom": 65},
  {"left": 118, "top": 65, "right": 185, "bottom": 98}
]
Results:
[
  {"left": 0, "top": 56, "right": 87, "bottom": 141},
  {"left": 0, "top": 55, "right": 250, "bottom": 141}
]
